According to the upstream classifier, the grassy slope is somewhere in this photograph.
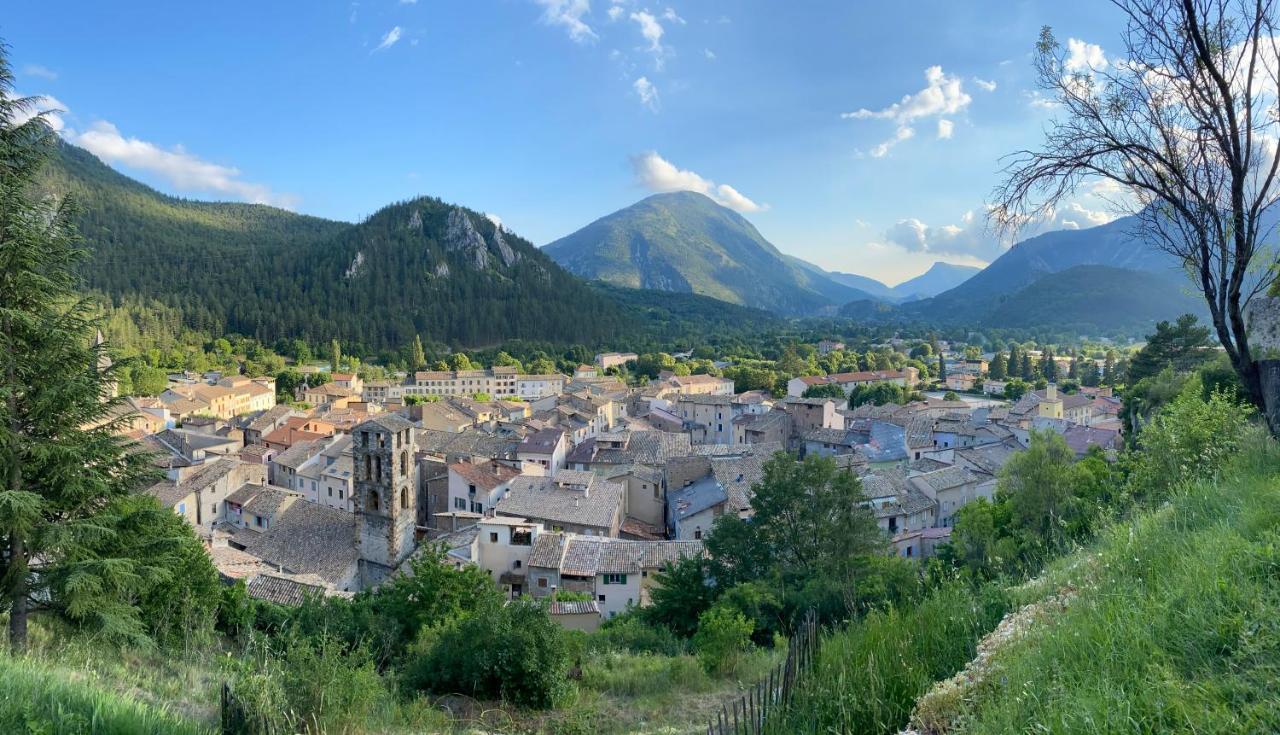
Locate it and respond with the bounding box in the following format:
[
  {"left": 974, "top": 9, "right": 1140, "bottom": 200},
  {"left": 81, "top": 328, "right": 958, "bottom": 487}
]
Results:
[
  {"left": 947, "top": 437, "right": 1280, "bottom": 734},
  {"left": 0, "top": 654, "right": 209, "bottom": 735}
]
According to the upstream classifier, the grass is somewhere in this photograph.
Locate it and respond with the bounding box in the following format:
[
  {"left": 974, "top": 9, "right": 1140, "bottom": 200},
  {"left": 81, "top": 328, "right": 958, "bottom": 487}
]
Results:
[
  {"left": 778, "top": 580, "right": 1010, "bottom": 734},
  {"left": 944, "top": 437, "right": 1280, "bottom": 734},
  {"left": 0, "top": 652, "right": 210, "bottom": 735}
]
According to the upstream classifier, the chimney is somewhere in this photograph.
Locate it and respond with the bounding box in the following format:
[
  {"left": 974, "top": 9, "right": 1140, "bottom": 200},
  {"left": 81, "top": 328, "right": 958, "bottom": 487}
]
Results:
[{"left": 1046, "top": 383, "right": 1058, "bottom": 401}]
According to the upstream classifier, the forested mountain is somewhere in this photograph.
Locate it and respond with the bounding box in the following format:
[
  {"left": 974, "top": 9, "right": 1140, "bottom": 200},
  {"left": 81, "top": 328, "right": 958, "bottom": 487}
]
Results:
[
  {"left": 890, "top": 261, "right": 981, "bottom": 300},
  {"left": 543, "top": 191, "right": 877, "bottom": 315},
  {"left": 46, "top": 142, "right": 631, "bottom": 351},
  {"left": 903, "top": 215, "right": 1185, "bottom": 322},
  {"left": 984, "top": 265, "right": 1206, "bottom": 332}
]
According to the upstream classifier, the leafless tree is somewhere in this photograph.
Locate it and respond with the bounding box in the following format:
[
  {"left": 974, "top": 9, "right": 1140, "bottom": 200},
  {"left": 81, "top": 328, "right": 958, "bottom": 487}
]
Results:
[{"left": 994, "top": 0, "right": 1280, "bottom": 434}]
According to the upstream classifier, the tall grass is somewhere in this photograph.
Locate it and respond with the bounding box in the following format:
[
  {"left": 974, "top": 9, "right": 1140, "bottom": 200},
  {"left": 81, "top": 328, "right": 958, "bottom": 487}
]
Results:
[
  {"left": 0, "top": 653, "right": 209, "bottom": 735},
  {"left": 950, "top": 437, "right": 1280, "bottom": 734},
  {"left": 779, "top": 580, "right": 1010, "bottom": 734}
]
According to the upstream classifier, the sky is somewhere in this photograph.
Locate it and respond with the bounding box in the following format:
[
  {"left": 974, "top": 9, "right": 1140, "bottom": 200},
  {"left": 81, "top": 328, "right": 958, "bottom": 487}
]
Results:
[{"left": 6, "top": 0, "right": 1130, "bottom": 285}]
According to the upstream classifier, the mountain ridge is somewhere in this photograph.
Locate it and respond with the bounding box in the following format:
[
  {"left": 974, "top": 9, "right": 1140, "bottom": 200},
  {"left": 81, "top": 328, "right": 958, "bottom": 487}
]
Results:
[{"left": 543, "top": 191, "right": 877, "bottom": 315}]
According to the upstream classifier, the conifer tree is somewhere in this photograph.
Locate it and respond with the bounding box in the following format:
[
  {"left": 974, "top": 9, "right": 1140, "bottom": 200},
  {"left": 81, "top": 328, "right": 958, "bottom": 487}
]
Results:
[
  {"left": 937, "top": 352, "right": 947, "bottom": 384},
  {"left": 411, "top": 335, "right": 426, "bottom": 370},
  {"left": 330, "top": 338, "right": 341, "bottom": 372},
  {"left": 0, "top": 57, "right": 155, "bottom": 650},
  {"left": 989, "top": 351, "right": 1007, "bottom": 380}
]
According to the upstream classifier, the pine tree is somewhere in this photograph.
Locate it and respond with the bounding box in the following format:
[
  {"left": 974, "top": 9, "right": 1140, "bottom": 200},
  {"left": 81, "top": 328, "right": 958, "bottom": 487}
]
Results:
[
  {"left": 0, "top": 64, "right": 155, "bottom": 650},
  {"left": 1020, "top": 352, "right": 1034, "bottom": 379},
  {"left": 330, "top": 338, "right": 341, "bottom": 372},
  {"left": 1042, "top": 347, "right": 1057, "bottom": 382},
  {"left": 989, "top": 351, "right": 1007, "bottom": 380},
  {"left": 1007, "top": 344, "right": 1020, "bottom": 378},
  {"left": 411, "top": 335, "right": 426, "bottom": 370},
  {"left": 937, "top": 352, "right": 947, "bottom": 384}
]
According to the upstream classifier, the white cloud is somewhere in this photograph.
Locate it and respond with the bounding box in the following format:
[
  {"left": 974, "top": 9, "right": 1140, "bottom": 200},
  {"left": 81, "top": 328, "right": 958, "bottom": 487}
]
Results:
[
  {"left": 633, "top": 76, "right": 660, "bottom": 111},
  {"left": 870, "top": 125, "right": 914, "bottom": 158},
  {"left": 535, "top": 0, "right": 597, "bottom": 43},
  {"left": 399, "top": 0, "right": 417, "bottom": 4},
  {"left": 703, "top": 48, "right": 716, "bottom": 60},
  {"left": 662, "top": 7, "right": 685, "bottom": 24},
  {"left": 21, "top": 64, "right": 58, "bottom": 81},
  {"left": 936, "top": 119, "right": 954, "bottom": 140},
  {"left": 68, "top": 120, "right": 299, "bottom": 209},
  {"left": 630, "top": 151, "right": 765, "bottom": 213},
  {"left": 1065, "top": 38, "right": 1107, "bottom": 72},
  {"left": 881, "top": 197, "right": 1121, "bottom": 258},
  {"left": 374, "top": 26, "right": 402, "bottom": 52},
  {"left": 844, "top": 66, "right": 972, "bottom": 157},
  {"left": 973, "top": 77, "right": 997, "bottom": 92},
  {"left": 12, "top": 94, "right": 67, "bottom": 132},
  {"left": 607, "top": 5, "right": 624, "bottom": 21},
  {"left": 1026, "top": 90, "right": 1060, "bottom": 110},
  {"left": 630, "top": 10, "right": 667, "bottom": 67},
  {"left": 485, "top": 213, "right": 504, "bottom": 230}
]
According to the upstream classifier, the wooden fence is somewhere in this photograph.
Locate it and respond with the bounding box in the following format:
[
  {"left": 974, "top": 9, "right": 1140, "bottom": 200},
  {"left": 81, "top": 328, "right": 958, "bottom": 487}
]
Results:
[{"left": 707, "top": 610, "right": 820, "bottom": 735}]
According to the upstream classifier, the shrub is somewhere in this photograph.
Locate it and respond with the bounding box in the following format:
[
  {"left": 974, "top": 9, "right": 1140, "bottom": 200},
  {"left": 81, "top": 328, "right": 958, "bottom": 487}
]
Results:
[
  {"left": 589, "top": 613, "right": 687, "bottom": 656},
  {"left": 407, "top": 598, "right": 571, "bottom": 708},
  {"left": 1127, "top": 385, "right": 1254, "bottom": 500},
  {"left": 692, "top": 605, "right": 754, "bottom": 676},
  {"left": 580, "top": 652, "right": 712, "bottom": 697}
]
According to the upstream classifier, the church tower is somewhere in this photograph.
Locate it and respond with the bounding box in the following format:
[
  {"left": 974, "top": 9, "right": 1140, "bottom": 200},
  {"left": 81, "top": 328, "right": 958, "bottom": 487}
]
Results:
[{"left": 353, "top": 414, "right": 418, "bottom": 587}]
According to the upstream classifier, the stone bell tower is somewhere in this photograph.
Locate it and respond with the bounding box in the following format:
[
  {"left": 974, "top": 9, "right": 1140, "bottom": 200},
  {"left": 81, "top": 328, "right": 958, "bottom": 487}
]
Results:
[{"left": 353, "top": 414, "right": 418, "bottom": 587}]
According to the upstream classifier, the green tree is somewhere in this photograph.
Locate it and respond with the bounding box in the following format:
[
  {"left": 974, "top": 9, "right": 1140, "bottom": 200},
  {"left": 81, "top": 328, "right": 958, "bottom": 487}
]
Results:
[
  {"left": 1003, "top": 379, "right": 1029, "bottom": 401},
  {"left": 998, "top": 431, "right": 1086, "bottom": 558},
  {"left": 802, "top": 383, "right": 847, "bottom": 400},
  {"left": 131, "top": 365, "right": 169, "bottom": 396},
  {"left": 645, "top": 555, "right": 717, "bottom": 638},
  {"left": 290, "top": 338, "right": 312, "bottom": 364},
  {"left": 1020, "top": 352, "right": 1034, "bottom": 380},
  {"left": 989, "top": 351, "right": 1007, "bottom": 380},
  {"left": 447, "top": 352, "right": 474, "bottom": 371},
  {"left": 1127, "top": 314, "right": 1214, "bottom": 385},
  {"left": 1041, "top": 347, "right": 1057, "bottom": 382},
  {"left": 0, "top": 73, "right": 157, "bottom": 649},
  {"left": 329, "top": 339, "right": 341, "bottom": 372},
  {"left": 706, "top": 454, "right": 884, "bottom": 621},
  {"left": 937, "top": 352, "right": 947, "bottom": 384},
  {"left": 410, "top": 335, "right": 426, "bottom": 370}
]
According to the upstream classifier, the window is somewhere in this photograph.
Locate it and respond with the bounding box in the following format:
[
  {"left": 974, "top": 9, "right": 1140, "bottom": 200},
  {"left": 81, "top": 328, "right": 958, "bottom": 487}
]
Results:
[
  {"left": 602, "top": 573, "right": 627, "bottom": 585},
  {"left": 514, "top": 560, "right": 522, "bottom": 569},
  {"left": 328, "top": 487, "right": 333, "bottom": 497},
  {"left": 255, "top": 515, "right": 263, "bottom": 527},
  {"left": 489, "top": 532, "right": 499, "bottom": 543},
  {"left": 454, "top": 498, "right": 465, "bottom": 509},
  {"left": 338, "top": 489, "right": 344, "bottom": 499},
  {"left": 370, "top": 492, "right": 380, "bottom": 512},
  {"left": 400, "top": 487, "right": 408, "bottom": 509},
  {"left": 537, "top": 577, "right": 548, "bottom": 589},
  {"left": 598, "top": 594, "right": 606, "bottom": 602},
  {"left": 694, "top": 529, "right": 702, "bottom": 540},
  {"left": 177, "top": 502, "right": 186, "bottom": 515},
  {"left": 400, "top": 451, "right": 408, "bottom": 475},
  {"left": 471, "top": 501, "right": 482, "bottom": 513}
]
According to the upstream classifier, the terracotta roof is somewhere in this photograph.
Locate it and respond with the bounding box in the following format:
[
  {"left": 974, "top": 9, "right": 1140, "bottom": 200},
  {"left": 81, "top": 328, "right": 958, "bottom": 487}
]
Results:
[
  {"left": 246, "top": 573, "right": 327, "bottom": 607},
  {"left": 447, "top": 460, "right": 520, "bottom": 491},
  {"left": 549, "top": 600, "right": 600, "bottom": 616}
]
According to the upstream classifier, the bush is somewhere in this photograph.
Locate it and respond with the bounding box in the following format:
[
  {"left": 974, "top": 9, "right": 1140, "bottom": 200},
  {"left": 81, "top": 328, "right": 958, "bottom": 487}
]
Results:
[
  {"left": 407, "top": 598, "right": 571, "bottom": 708},
  {"left": 1127, "top": 384, "right": 1254, "bottom": 500},
  {"left": 589, "top": 613, "right": 687, "bottom": 657},
  {"left": 692, "top": 605, "right": 754, "bottom": 676}
]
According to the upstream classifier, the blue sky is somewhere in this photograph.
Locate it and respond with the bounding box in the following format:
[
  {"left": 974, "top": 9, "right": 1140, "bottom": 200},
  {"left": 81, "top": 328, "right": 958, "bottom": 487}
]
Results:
[{"left": 7, "top": 0, "right": 1127, "bottom": 284}]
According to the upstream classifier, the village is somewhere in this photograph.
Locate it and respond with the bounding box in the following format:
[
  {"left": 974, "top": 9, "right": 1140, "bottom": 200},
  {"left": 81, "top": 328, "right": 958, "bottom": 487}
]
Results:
[{"left": 100, "top": 340, "right": 1127, "bottom": 632}]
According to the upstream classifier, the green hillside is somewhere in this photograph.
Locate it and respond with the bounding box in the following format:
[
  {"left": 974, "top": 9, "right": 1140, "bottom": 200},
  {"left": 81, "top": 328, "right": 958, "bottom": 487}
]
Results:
[
  {"left": 544, "top": 191, "right": 875, "bottom": 315},
  {"left": 46, "top": 142, "right": 631, "bottom": 350},
  {"left": 985, "top": 264, "right": 1206, "bottom": 331}
]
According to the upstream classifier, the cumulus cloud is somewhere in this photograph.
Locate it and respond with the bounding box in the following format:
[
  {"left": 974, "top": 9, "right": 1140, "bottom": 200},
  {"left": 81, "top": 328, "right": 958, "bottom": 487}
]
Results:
[
  {"left": 844, "top": 65, "right": 972, "bottom": 156},
  {"left": 1065, "top": 38, "right": 1107, "bottom": 72},
  {"left": 633, "top": 76, "right": 660, "bottom": 110},
  {"left": 485, "top": 213, "right": 504, "bottom": 230},
  {"left": 936, "top": 119, "right": 954, "bottom": 139},
  {"left": 21, "top": 64, "right": 58, "bottom": 81},
  {"left": 373, "top": 26, "right": 402, "bottom": 51},
  {"left": 1026, "top": 90, "right": 1061, "bottom": 110},
  {"left": 68, "top": 120, "right": 298, "bottom": 209},
  {"left": 662, "top": 7, "right": 685, "bottom": 24},
  {"left": 880, "top": 199, "right": 1121, "bottom": 258},
  {"left": 535, "top": 0, "right": 597, "bottom": 43},
  {"left": 973, "top": 77, "right": 997, "bottom": 92},
  {"left": 607, "top": 5, "right": 624, "bottom": 20},
  {"left": 630, "top": 151, "right": 765, "bottom": 213}
]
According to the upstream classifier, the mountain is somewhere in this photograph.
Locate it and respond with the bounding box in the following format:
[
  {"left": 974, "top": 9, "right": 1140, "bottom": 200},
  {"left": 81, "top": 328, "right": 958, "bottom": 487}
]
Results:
[
  {"left": 890, "top": 262, "right": 981, "bottom": 300},
  {"left": 543, "top": 191, "right": 876, "bottom": 315},
  {"left": 985, "top": 265, "right": 1206, "bottom": 332},
  {"left": 904, "top": 215, "right": 1185, "bottom": 323},
  {"left": 47, "top": 142, "right": 631, "bottom": 350},
  {"left": 785, "top": 256, "right": 897, "bottom": 300}
]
